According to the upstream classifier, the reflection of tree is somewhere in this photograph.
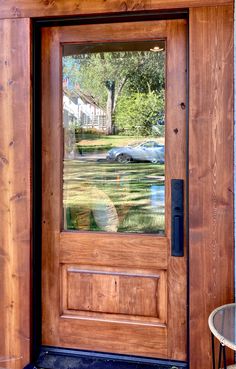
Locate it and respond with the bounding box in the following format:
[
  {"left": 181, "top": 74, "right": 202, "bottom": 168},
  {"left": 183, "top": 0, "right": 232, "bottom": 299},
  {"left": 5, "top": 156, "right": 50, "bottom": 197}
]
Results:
[
  {"left": 63, "top": 50, "right": 165, "bottom": 135},
  {"left": 105, "top": 80, "right": 115, "bottom": 134},
  {"left": 116, "top": 90, "right": 164, "bottom": 136}
]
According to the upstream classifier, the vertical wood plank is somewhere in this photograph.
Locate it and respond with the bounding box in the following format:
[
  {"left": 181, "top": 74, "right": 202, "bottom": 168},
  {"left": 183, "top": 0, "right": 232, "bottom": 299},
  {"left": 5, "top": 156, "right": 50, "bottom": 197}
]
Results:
[
  {"left": 0, "top": 18, "right": 31, "bottom": 369},
  {"left": 189, "top": 5, "right": 234, "bottom": 369}
]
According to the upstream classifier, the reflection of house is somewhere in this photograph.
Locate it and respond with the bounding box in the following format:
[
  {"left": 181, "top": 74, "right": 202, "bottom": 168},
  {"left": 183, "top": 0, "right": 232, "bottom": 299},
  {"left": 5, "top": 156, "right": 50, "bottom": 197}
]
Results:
[
  {"left": 63, "top": 91, "right": 79, "bottom": 127},
  {"left": 77, "top": 89, "right": 106, "bottom": 131},
  {"left": 63, "top": 87, "right": 106, "bottom": 131}
]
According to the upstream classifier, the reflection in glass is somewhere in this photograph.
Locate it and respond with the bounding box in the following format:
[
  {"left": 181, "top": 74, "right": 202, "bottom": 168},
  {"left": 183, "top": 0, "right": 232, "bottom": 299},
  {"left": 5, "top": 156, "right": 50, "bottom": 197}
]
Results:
[{"left": 63, "top": 41, "right": 165, "bottom": 233}]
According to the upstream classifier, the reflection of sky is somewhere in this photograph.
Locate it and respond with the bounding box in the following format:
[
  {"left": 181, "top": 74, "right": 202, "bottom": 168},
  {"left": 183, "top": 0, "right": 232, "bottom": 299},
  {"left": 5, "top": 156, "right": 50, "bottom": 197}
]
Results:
[{"left": 150, "top": 185, "right": 165, "bottom": 208}]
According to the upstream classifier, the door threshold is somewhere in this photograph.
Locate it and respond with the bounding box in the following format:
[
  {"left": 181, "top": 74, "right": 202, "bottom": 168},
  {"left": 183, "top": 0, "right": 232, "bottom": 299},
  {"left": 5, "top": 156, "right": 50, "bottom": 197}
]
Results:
[{"left": 33, "top": 346, "right": 188, "bottom": 369}]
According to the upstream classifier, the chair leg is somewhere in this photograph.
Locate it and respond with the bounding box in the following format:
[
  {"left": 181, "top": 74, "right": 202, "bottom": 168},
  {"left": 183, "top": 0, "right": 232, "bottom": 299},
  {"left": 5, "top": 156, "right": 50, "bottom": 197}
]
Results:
[
  {"left": 218, "top": 342, "right": 222, "bottom": 369},
  {"left": 211, "top": 333, "right": 216, "bottom": 369},
  {"left": 218, "top": 343, "right": 227, "bottom": 369},
  {"left": 222, "top": 345, "right": 227, "bottom": 369}
]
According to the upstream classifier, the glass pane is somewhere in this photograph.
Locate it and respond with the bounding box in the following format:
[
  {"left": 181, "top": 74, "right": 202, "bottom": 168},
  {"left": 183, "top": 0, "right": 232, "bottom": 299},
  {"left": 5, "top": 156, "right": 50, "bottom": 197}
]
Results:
[{"left": 62, "top": 41, "right": 165, "bottom": 234}]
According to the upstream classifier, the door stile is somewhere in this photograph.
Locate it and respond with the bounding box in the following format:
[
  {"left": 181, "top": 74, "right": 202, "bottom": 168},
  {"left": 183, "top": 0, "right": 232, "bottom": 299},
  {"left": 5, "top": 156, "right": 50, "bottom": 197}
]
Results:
[
  {"left": 165, "top": 20, "right": 187, "bottom": 359},
  {"left": 41, "top": 27, "right": 62, "bottom": 346}
]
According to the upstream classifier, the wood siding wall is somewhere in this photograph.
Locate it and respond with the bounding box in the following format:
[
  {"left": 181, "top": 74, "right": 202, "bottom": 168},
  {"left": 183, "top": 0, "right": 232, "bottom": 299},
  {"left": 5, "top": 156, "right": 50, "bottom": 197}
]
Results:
[
  {"left": 189, "top": 5, "right": 234, "bottom": 368},
  {"left": 0, "top": 18, "right": 31, "bottom": 369},
  {"left": 0, "top": 3, "right": 234, "bottom": 369}
]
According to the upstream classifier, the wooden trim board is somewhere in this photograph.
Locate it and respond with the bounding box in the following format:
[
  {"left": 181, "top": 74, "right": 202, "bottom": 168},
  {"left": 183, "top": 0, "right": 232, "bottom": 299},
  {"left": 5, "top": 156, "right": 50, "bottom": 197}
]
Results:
[{"left": 0, "top": 0, "right": 233, "bottom": 19}]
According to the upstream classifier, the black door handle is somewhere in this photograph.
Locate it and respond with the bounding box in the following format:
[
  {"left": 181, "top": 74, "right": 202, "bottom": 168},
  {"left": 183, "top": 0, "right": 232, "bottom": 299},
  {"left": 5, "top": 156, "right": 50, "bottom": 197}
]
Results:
[{"left": 171, "top": 179, "right": 184, "bottom": 257}]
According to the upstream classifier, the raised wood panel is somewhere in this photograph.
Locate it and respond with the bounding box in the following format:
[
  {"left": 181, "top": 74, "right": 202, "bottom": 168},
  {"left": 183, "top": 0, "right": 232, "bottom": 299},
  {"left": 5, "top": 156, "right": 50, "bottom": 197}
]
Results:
[
  {"left": 189, "top": 5, "right": 234, "bottom": 369},
  {"left": 0, "top": 0, "right": 232, "bottom": 19},
  {"left": 67, "top": 268, "right": 160, "bottom": 317},
  {"left": 60, "top": 232, "right": 167, "bottom": 269},
  {"left": 0, "top": 19, "right": 31, "bottom": 369},
  {"left": 63, "top": 265, "right": 167, "bottom": 322}
]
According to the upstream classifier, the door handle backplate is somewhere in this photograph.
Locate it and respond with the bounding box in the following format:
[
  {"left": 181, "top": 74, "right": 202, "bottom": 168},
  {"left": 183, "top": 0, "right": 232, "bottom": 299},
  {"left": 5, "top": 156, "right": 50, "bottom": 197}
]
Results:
[{"left": 171, "top": 179, "right": 184, "bottom": 257}]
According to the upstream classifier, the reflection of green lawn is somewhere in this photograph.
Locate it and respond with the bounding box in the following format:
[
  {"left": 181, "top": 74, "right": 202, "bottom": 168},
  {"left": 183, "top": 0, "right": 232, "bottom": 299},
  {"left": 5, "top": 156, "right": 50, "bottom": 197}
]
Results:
[
  {"left": 63, "top": 160, "right": 165, "bottom": 234},
  {"left": 77, "top": 135, "right": 164, "bottom": 153}
]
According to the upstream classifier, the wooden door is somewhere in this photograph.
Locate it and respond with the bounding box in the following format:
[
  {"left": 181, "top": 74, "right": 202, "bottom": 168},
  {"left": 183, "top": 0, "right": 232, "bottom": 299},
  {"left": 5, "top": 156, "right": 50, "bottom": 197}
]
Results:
[{"left": 41, "top": 19, "right": 187, "bottom": 361}]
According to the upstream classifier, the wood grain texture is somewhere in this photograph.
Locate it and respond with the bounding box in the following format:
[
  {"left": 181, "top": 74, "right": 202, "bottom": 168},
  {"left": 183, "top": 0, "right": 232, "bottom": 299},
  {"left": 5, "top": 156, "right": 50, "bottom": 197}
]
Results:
[
  {"left": 166, "top": 20, "right": 187, "bottom": 361},
  {"left": 61, "top": 265, "right": 167, "bottom": 325},
  {"left": 0, "top": 19, "right": 31, "bottom": 369},
  {"left": 0, "top": 0, "right": 233, "bottom": 19},
  {"left": 60, "top": 232, "right": 168, "bottom": 269},
  {"left": 0, "top": 4, "right": 232, "bottom": 369},
  {"left": 62, "top": 265, "right": 167, "bottom": 322},
  {"left": 67, "top": 268, "right": 160, "bottom": 317},
  {"left": 189, "top": 5, "right": 234, "bottom": 369},
  {"left": 58, "top": 317, "right": 168, "bottom": 358},
  {"left": 58, "top": 20, "right": 167, "bottom": 43},
  {"left": 41, "top": 26, "right": 62, "bottom": 347}
]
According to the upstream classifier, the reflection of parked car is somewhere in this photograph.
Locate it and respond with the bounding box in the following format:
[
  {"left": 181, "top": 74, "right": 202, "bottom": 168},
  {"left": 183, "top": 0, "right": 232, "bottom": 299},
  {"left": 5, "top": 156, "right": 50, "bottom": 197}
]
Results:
[{"left": 106, "top": 141, "right": 165, "bottom": 164}]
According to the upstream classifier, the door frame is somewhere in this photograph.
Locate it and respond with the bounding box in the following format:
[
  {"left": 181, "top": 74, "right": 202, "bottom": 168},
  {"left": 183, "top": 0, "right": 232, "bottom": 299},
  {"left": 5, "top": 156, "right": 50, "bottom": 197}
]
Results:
[
  {"left": 0, "top": 4, "right": 232, "bottom": 369},
  {"left": 32, "top": 10, "right": 189, "bottom": 369}
]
